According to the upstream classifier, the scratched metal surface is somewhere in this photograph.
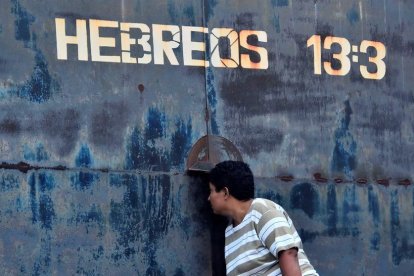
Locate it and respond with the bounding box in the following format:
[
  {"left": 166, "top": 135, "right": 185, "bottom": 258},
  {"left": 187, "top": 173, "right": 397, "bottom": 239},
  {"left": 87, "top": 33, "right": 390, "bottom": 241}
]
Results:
[{"left": 0, "top": 0, "right": 413, "bottom": 275}]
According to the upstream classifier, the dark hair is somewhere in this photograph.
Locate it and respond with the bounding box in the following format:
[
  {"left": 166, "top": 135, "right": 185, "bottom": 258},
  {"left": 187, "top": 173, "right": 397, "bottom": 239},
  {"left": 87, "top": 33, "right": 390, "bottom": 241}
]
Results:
[{"left": 209, "top": 161, "right": 254, "bottom": 201}]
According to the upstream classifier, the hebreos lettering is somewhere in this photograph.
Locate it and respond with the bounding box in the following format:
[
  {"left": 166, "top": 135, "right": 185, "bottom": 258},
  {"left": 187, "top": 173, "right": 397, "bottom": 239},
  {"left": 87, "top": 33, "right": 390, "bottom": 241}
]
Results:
[{"left": 55, "top": 17, "right": 269, "bottom": 70}]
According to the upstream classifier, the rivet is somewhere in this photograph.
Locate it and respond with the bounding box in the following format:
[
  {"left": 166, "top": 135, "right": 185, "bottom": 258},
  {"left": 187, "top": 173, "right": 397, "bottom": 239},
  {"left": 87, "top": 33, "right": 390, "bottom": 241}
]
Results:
[{"left": 138, "top": 84, "right": 145, "bottom": 92}]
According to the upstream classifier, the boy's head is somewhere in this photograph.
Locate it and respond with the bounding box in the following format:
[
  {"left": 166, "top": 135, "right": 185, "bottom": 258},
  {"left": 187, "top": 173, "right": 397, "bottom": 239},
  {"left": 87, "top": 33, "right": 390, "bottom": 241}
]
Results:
[{"left": 209, "top": 160, "right": 255, "bottom": 201}]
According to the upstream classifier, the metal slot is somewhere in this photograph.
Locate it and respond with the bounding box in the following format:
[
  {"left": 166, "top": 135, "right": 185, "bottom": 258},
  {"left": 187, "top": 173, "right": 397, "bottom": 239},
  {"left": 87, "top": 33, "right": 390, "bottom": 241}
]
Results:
[{"left": 186, "top": 134, "right": 243, "bottom": 172}]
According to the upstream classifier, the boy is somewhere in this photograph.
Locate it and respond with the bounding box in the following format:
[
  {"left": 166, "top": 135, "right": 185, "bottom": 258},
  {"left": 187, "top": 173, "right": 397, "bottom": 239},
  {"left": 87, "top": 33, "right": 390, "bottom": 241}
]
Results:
[{"left": 208, "top": 161, "right": 318, "bottom": 276}]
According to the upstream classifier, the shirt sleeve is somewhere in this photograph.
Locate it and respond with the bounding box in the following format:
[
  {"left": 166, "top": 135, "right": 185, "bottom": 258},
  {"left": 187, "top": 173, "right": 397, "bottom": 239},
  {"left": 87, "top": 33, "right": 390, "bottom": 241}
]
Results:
[{"left": 256, "top": 208, "right": 301, "bottom": 259}]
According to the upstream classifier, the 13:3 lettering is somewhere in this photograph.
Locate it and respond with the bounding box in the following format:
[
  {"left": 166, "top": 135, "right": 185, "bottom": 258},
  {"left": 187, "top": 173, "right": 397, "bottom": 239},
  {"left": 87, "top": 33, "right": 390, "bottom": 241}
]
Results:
[{"left": 307, "top": 35, "right": 386, "bottom": 80}]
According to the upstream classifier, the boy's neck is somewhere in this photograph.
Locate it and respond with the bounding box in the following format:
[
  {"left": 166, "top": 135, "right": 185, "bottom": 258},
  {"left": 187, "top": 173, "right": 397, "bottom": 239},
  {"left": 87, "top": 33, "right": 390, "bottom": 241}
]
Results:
[{"left": 231, "top": 198, "right": 254, "bottom": 226}]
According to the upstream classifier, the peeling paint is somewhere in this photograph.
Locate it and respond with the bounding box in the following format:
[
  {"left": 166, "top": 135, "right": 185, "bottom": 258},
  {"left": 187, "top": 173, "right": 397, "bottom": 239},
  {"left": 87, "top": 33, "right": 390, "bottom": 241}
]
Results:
[
  {"left": 32, "top": 234, "right": 52, "bottom": 275},
  {"left": 368, "top": 185, "right": 381, "bottom": 250},
  {"left": 10, "top": 0, "right": 60, "bottom": 103},
  {"left": 271, "top": 0, "right": 289, "bottom": 8},
  {"left": 290, "top": 183, "right": 319, "bottom": 218},
  {"left": 326, "top": 184, "right": 338, "bottom": 235},
  {"left": 72, "top": 204, "right": 105, "bottom": 237},
  {"left": 24, "top": 144, "right": 49, "bottom": 162},
  {"left": 391, "top": 190, "right": 401, "bottom": 265},
  {"left": 331, "top": 100, "right": 357, "bottom": 178},
  {"left": 10, "top": 51, "right": 59, "bottom": 102},
  {"left": 125, "top": 108, "right": 194, "bottom": 172},
  {"left": 11, "top": 0, "right": 35, "bottom": 45},
  {"left": 346, "top": 6, "right": 360, "bottom": 25},
  {"left": 206, "top": 67, "right": 219, "bottom": 135},
  {"left": 71, "top": 145, "right": 98, "bottom": 190},
  {"left": 170, "top": 118, "right": 192, "bottom": 169},
  {"left": 28, "top": 172, "right": 56, "bottom": 230},
  {"left": 125, "top": 108, "right": 170, "bottom": 171},
  {"left": 0, "top": 174, "right": 19, "bottom": 192},
  {"left": 341, "top": 185, "right": 359, "bottom": 237},
  {"left": 109, "top": 173, "right": 173, "bottom": 270},
  {"left": 39, "top": 194, "right": 55, "bottom": 230},
  {"left": 29, "top": 173, "right": 38, "bottom": 223},
  {"left": 204, "top": 0, "right": 218, "bottom": 21}
]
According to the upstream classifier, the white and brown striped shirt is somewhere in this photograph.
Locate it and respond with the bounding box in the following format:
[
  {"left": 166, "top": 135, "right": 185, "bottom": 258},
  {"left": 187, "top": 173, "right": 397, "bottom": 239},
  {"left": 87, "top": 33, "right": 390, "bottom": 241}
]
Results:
[{"left": 225, "top": 198, "right": 318, "bottom": 276}]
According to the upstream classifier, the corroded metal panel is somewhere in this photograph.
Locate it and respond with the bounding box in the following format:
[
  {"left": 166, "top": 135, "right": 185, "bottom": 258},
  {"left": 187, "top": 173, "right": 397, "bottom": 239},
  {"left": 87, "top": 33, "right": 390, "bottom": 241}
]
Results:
[
  {"left": 205, "top": 0, "right": 414, "bottom": 181},
  {"left": 256, "top": 179, "right": 414, "bottom": 275},
  {"left": 0, "top": 170, "right": 212, "bottom": 275},
  {"left": 0, "top": 0, "right": 413, "bottom": 275},
  {"left": 0, "top": 0, "right": 207, "bottom": 171}
]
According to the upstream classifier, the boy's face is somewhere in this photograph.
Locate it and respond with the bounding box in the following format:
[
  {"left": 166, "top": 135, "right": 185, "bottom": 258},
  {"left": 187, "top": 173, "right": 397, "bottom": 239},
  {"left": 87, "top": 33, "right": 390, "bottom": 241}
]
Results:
[{"left": 208, "top": 182, "right": 227, "bottom": 215}]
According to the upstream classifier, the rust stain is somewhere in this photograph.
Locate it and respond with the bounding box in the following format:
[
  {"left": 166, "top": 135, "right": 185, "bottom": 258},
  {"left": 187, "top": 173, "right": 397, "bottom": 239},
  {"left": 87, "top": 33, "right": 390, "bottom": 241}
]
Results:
[
  {"left": 376, "top": 178, "right": 389, "bottom": 186},
  {"left": 398, "top": 178, "right": 411, "bottom": 186},
  {"left": 356, "top": 178, "right": 368, "bottom": 184},
  {"left": 0, "top": 161, "right": 66, "bottom": 173},
  {"left": 278, "top": 175, "right": 294, "bottom": 182},
  {"left": 0, "top": 162, "right": 113, "bottom": 174},
  {"left": 313, "top": 173, "right": 328, "bottom": 183}
]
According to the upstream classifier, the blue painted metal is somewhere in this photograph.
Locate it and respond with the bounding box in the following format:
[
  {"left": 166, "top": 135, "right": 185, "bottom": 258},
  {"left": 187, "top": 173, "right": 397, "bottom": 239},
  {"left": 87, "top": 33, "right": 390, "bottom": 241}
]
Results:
[{"left": 0, "top": 0, "right": 413, "bottom": 275}]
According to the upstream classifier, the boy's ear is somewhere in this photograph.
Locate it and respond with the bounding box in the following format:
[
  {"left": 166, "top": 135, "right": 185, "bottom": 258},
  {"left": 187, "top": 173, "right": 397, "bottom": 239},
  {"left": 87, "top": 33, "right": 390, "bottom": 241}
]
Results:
[{"left": 223, "top": 187, "right": 229, "bottom": 197}]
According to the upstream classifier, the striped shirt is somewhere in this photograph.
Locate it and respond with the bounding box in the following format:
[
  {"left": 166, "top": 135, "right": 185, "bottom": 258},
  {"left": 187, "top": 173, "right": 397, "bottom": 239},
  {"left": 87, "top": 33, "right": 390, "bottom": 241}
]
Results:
[{"left": 225, "top": 198, "right": 318, "bottom": 276}]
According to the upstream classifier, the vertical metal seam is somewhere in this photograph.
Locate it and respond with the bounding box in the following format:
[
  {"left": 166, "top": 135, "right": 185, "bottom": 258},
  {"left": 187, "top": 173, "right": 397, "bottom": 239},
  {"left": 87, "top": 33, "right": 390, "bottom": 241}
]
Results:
[{"left": 201, "top": 0, "right": 210, "bottom": 161}]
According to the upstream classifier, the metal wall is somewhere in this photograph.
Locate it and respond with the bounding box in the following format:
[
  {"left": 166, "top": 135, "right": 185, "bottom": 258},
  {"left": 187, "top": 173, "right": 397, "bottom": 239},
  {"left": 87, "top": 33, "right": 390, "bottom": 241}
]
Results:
[{"left": 0, "top": 0, "right": 413, "bottom": 275}]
